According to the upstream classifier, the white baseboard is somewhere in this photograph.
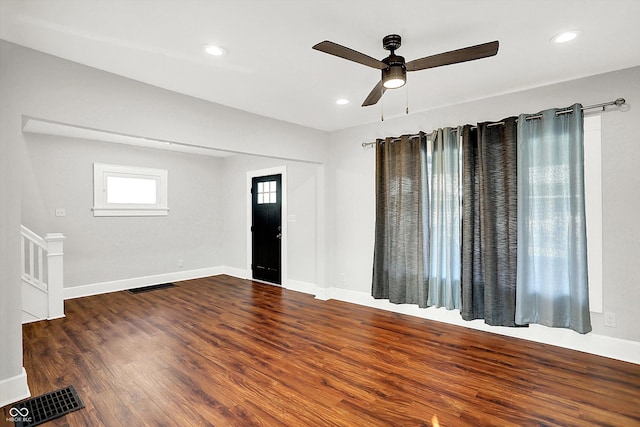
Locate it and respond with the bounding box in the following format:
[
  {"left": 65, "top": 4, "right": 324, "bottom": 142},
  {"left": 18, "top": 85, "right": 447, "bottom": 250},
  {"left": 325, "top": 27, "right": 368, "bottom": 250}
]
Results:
[
  {"left": 318, "top": 286, "right": 640, "bottom": 365},
  {"left": 313, "top": 287, "right": 332, "bottom": 301},
  {"left": 221, "top": 268, "right": 316, "bottom": 295},
  {"left": 21, "top": 310, "right": 40, "bottom": 324},
  {"left": 0, "top": 368, "right": 30, "bottom": 409},
  {"left": 285, "top": 279, "right": 318, "bottom": 295},
  {"left": 63, "top": 266, "right": 225, "bottom": 300},
  {"left": 223, "top": 266, "right": 250, "bottom": 280}
]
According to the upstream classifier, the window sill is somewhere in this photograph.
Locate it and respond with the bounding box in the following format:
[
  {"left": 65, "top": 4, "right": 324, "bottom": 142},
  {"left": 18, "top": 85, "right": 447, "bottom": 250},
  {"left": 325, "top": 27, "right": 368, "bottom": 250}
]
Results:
[{"left": 92, "top": 207, "right": 169, "bottom": 217}]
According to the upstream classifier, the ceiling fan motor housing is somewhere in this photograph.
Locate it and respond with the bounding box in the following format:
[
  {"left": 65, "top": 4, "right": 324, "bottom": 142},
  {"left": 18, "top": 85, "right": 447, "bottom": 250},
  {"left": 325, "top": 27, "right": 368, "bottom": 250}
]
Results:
[
  {"left": 383, "top": 34, "right": 402, "bottom": 52},
  {"left": 381, "top": 35, "right": 406, "bottom": 88}
]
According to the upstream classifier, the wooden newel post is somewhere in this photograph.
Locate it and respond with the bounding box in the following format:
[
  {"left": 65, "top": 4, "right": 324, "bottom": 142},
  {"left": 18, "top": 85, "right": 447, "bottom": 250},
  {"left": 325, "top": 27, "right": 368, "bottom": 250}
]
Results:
[{"left": 45, "top": 233, "right": 66, "bottom": 319}]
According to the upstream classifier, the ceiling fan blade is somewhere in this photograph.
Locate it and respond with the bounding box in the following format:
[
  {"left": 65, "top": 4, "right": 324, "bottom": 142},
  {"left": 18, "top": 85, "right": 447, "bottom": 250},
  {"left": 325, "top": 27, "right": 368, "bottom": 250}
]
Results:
[
  {"left": 362, "top": 80, "right": 386, "bottom": 106},
  {"left": 313, "top": 41, "right": 387, "bottom": 70},
  {"left": 406, "top": 40, "right": 499, "bottom": 72}
]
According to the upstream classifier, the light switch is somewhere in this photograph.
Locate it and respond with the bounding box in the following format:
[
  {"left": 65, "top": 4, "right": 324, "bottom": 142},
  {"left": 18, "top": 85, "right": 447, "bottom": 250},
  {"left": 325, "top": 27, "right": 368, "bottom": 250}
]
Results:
[
  {"left": 55, "top": 208, "right": 66, "bottom": 217},
  {"left": 287, "top": 214, "right": 297, "bottom": 223}
]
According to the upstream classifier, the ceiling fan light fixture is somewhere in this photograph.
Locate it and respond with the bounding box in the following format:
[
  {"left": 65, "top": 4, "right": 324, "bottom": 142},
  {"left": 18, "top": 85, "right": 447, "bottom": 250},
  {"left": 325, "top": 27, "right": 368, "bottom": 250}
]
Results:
[{"left": 382, "top": 65, "right": 406, "bottom": 89}]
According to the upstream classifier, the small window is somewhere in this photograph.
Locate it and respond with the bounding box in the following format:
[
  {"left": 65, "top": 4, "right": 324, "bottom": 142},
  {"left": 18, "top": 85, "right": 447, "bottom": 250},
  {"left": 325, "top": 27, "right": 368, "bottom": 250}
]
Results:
[
  {"left": 257, "top": 180, "right": 277, "bottom": 204},
  {"left": 93, "top": 163, "right": 168, "bottom": 216}
]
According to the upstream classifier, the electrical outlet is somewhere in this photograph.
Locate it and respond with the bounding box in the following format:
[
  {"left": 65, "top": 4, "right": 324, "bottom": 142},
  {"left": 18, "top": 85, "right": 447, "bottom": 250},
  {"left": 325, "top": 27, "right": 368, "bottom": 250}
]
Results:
[
  {"left": 55, "top": 208, "right": 66, "bottom": 217},
  {"left": 338, "top": 273, "right": 346, "bottom": 285},
  {"left": 178, "top": 259, "right": 184, "bottom": 268},
  {"left": 604, "top": 312, "right": 616, "bottom": 327}
]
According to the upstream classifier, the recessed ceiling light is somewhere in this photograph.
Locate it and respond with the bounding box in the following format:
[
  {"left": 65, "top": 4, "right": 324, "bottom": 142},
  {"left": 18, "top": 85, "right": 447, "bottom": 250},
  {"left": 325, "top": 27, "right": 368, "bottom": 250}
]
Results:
[
  {"left": 336, "top": 99, "right": 349, "bottom": 105},
  {"left": 204, "top": 44, "right": 227, "bottom": 56},
  {"left": 551, "top": 30, "right": 582, "bottom": 44}
]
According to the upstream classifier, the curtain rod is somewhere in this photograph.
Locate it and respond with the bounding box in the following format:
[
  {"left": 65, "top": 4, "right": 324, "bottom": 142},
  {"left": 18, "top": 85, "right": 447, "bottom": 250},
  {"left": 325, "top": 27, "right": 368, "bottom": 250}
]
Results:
[{"left": 361, "top": 97, "right": 626, "bottom": 148}]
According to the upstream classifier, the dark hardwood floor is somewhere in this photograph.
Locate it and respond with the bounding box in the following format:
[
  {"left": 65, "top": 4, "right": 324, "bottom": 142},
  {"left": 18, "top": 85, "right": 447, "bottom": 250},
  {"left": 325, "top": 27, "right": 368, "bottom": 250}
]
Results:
[{"left": 3, "top": 275, "right": 639, "bottom": 426}]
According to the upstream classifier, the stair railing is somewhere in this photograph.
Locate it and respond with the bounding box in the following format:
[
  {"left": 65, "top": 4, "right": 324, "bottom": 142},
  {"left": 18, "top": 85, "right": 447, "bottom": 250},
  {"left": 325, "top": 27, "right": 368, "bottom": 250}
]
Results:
[{"left": 21, "top": 225, "right": 65, "bottom": 321}]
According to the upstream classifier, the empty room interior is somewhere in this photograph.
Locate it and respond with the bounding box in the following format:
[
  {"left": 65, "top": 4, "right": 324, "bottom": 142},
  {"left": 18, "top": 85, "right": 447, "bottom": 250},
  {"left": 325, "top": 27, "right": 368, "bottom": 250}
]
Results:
[{"left": 1, "top": 1, "right": 639, "bottom": 426}]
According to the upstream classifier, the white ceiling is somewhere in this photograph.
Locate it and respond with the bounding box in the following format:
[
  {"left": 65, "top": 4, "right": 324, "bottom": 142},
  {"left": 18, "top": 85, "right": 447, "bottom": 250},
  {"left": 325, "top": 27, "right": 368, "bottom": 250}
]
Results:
[{"left": 2, "top": 0, "right": 640, "bottom": 132}]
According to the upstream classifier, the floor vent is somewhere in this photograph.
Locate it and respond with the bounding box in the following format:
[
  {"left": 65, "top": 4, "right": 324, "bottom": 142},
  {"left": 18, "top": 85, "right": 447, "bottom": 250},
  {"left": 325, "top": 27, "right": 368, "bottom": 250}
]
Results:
[
  {"left": 11, "top": 385, "right": 84, "bottom": 427},
  {"left": 127, "top": 282, "right": 176, "bottom": 294}
]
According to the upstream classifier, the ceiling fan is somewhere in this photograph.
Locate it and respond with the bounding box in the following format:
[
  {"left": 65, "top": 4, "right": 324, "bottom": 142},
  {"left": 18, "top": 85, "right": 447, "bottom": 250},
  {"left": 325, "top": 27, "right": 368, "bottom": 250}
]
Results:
[{"left": 313, "top": 35, "right": 499, "bottom": 107}]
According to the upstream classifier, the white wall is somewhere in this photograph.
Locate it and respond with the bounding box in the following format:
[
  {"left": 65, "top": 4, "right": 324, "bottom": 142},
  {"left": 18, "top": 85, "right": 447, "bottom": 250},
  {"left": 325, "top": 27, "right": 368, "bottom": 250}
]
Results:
[
  {"left": 22, "top": 134, "right": 225, "bottom": 287},
  {"left": 327, "top": 66, "right": 640, "bottom": 344}
]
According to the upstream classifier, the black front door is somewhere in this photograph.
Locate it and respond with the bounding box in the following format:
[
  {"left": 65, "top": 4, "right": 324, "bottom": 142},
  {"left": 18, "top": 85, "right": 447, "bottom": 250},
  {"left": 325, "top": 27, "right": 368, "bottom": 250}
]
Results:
[{"left": 251, "top": 174, "right": 282, "bottom": 284}]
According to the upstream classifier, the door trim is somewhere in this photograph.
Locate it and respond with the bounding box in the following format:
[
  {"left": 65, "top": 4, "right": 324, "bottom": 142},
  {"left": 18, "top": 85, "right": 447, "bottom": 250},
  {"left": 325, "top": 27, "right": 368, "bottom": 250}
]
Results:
[{"left": 246, "top": 166, "right": 287, "bottom": 286}]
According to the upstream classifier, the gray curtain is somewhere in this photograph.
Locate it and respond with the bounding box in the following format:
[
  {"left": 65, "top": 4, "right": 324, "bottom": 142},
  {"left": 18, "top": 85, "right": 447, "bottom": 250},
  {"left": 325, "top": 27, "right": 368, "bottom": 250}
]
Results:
[
  {"left": 461, "top": 125, "right": 484, "bottom": 320},
  {"left": 515, "top": 104, "right": 592, "bottom": 334},
  {"left": 461, "top": 119, "right": 519, "bottom": 326},
  {"left": 427, "top": 127, "right": 461, "bottom": 309},
  {"left": 372, "top": 134, "right": 429, "bottom": 307}
]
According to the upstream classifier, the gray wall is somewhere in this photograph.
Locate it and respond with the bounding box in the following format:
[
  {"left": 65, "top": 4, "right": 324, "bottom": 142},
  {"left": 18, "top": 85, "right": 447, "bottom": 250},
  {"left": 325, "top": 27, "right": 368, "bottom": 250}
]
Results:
[
  {"left": 1, "top": 37, "right": 329, "bottom": 290},
  {"left": 327, "top": 66, "right": 640, "bottom": 343},
  {"left": 21, "top": 135, "right": 324, "bottom": 289},
  {"left": 0, "top": 40, "right": 328, "bottom": 401},
  {"left": 22, "top": 134, "right": 225, "bottom": 286},
  {"left": 3, "top": 41, "right": 328, "bottom": 164},
  {"left": 1, "top": 39, "right": 638, "bottom": 402},
  {"left": 0, "top": 40, "right": 24, "bottom": 399}
]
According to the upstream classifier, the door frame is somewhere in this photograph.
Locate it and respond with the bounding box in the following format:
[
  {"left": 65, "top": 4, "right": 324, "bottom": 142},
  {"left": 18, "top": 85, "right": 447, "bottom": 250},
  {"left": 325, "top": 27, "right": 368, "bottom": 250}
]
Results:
[{"left": 246, "top": 166, "right": 287, "bottom": 286}]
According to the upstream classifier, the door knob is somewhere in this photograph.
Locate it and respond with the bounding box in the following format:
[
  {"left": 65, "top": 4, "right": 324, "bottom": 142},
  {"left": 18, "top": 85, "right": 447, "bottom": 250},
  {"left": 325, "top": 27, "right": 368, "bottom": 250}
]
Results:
[{"left": 276, "top": 233, "right": 282, "bottom": 239}]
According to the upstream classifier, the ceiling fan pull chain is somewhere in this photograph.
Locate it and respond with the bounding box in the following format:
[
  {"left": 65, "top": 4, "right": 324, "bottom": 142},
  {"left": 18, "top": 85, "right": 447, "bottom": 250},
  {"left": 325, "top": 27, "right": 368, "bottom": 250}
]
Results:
[
  {"left": 406, "top": 83, "right": 409, "bottom": 115},
  {"left": 381, "top": 98, "right": 384, "bottom": 121}
]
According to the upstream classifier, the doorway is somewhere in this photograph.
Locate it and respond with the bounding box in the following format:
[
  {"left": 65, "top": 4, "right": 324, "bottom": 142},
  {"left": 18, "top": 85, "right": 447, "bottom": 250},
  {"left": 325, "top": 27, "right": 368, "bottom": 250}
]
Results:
[{"left": 251, "top": 173, "right": 282, "bottom": 284}]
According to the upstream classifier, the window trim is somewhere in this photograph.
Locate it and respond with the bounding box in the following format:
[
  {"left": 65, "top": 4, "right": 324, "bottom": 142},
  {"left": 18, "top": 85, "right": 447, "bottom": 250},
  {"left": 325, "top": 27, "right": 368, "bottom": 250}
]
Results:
[
  {"left": 584, "top": 115, "right": 603, "bottom": 313},
  {"left": 93, "top": 163, "right": 169, "bottom": 217}
]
